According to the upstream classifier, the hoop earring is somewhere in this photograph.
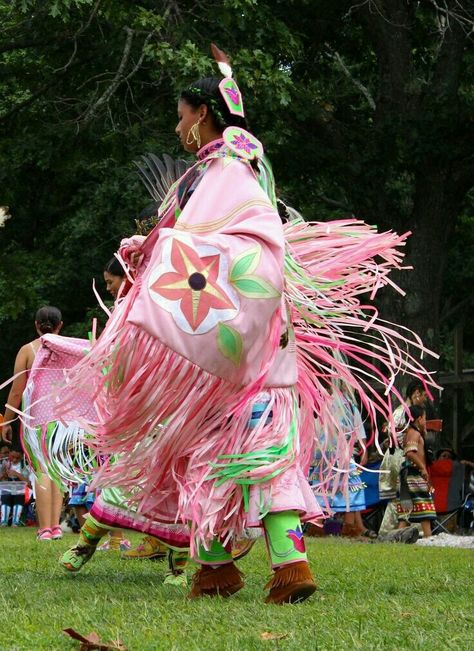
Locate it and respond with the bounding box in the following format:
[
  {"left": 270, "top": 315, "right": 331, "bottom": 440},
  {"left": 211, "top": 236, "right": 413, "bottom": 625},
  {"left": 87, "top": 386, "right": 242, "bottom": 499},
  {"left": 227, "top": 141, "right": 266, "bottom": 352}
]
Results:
[{"left": 186, "top": 121, "right": 202, "bottom": 149}]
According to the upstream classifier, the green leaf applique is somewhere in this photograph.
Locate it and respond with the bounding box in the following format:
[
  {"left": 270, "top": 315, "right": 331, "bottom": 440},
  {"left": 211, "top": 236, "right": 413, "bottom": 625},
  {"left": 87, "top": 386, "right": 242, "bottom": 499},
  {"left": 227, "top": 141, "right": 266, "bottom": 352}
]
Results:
[
  {"left": 229, "top": 246, "right": 281, "bottom": 299},
  {"left": 217, "top": 323, "right": 243, "bottom": 366},
  {"left": 230, "top": 246, "right": 261, "bottom": 280},
  {"left": 232, "top": 275, "right": 280, "bottom": 299}
]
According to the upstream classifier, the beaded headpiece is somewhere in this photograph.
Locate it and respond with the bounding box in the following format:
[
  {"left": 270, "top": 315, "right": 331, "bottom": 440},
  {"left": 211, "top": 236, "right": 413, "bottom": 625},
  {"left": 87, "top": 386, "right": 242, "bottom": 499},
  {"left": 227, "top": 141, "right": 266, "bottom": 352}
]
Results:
[{"left": 211, "top": 43, "right": 245, "bottom": 118}]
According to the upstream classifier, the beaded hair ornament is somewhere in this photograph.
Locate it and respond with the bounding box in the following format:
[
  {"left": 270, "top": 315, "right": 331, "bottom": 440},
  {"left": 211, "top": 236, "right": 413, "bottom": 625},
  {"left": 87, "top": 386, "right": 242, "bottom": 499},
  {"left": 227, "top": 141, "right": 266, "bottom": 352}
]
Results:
[{"left": 211, "top": 43, "right": 245, "bottom": 118}]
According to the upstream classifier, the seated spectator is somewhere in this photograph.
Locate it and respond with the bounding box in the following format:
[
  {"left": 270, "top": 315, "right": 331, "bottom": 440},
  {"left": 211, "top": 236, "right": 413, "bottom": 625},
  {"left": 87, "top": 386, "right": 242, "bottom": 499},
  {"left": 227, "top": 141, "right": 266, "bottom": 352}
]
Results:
[
  {"left": 0, "top": 449, "right": 30, "bottom": 526},
  {"left": 429, "top": 448, "right": 474, "bottom": 529},
  {"left": 0, "top": 444, "right": 10, "bottom": 462}
]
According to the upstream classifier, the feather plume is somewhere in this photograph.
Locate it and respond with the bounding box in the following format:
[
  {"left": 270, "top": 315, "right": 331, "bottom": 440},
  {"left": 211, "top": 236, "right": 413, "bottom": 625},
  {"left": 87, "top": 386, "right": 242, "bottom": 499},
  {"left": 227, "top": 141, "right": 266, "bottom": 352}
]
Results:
[
  {"left": 211, "top": 42, "right": 233, "bottom": 78},
  {"left": 134, "top": 153, "right": 191, "bottom": 203}
]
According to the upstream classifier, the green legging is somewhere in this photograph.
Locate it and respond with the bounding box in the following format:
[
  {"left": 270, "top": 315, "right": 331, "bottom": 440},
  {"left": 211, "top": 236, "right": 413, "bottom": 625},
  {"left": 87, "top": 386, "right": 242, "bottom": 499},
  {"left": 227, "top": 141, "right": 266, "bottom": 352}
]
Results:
[{"left": 195, "top": 510, "right": 307, "bottom": 568}]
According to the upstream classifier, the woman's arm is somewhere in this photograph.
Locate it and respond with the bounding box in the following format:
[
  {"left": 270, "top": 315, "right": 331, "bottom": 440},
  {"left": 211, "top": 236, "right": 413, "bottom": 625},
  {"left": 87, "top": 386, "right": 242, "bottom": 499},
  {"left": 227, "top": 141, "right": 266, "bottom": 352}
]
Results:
[
  {"left": 7, "top": 467, "right": 25, "bottom": 480},
  {"left": 404, "top": 431, "right": 430, "bottom": 482},
  {"left": 2, "top": 345, "right": 30, "bottom": 442}
]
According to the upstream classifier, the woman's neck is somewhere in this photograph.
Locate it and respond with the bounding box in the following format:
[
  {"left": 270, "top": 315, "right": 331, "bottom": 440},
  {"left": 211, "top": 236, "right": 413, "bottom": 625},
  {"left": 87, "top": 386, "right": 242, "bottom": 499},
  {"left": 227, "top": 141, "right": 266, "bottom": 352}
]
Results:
[{"left": 197, "top": 137, "right": 224, "bottom": 160}]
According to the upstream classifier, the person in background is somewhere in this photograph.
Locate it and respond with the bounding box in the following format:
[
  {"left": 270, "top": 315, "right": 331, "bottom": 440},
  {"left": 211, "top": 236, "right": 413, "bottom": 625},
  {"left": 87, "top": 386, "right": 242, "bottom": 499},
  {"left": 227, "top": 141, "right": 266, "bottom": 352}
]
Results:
[
  {"left": 103, "top": 257, "right": 126, "bottom": 299},
  {"left": 0, "top": 444, "right": 11, "bottom": 461},
  {"left": 68, "top": 483, "right": 95, "bottom": 529},
  {"left": 378, "top": 380, "right": 429, "bottom": 535},
  {"left": 0, "top": 449, "right": 30, "bottom": 526},
  {"left": 429, "top": 448, "right": 474, "bottom": 531},
  {"left": 396, "top": 406, "right": 436, "bottom": 538},
  {"left": 2, "top": 306, "right": 65, "bottom": 540}
]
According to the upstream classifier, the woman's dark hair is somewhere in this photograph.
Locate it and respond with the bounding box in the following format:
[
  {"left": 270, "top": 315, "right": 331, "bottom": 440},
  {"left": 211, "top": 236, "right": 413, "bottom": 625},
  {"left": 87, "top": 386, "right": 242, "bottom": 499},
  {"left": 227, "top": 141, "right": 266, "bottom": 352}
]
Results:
[
  {"left": 409, "top": 405, "right": 425, "bottom": 423},
  {"left": 35, "top": 306, "right": 62, "bottom": 334},
  {"left": 180, "top": 77, "right": 248, "bottom": 132},
  {"left": 104, "top": 257, "right": 125, "bottom": 278},
  {"left": 435, "top": 447, "right": 456, "bottom": 461},
  {"left": 406, "top": 380, "right": 425, "bottom": 400}
]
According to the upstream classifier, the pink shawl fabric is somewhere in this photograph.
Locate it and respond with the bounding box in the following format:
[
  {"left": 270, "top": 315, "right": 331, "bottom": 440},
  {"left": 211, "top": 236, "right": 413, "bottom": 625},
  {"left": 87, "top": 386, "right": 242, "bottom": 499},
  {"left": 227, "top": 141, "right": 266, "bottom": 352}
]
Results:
[
  {"left": 57, "top": 148, "right": 322, "bottom": 550},
  {"left": 55, "top": 141, "right": 438, "bottom": 551}
]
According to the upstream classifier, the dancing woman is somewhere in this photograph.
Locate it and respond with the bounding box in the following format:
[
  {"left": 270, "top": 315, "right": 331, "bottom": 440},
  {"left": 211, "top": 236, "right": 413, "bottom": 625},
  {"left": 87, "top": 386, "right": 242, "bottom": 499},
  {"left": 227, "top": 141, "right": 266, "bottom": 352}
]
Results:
[{"left": 56, "top": 45, "right": 436, "bottom": 603}]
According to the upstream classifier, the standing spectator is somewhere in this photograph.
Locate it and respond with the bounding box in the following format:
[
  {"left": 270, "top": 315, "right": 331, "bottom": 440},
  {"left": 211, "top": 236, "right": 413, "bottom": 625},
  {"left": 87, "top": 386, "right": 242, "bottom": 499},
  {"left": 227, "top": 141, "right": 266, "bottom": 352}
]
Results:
[
  {"left": 396, "top": 406, "right": 436, "bottom": 538},
  {"left": 103, "top": 257, "right": 126, "bottom": 299},
  {"left": 378, "top": 380, "right": 429, "bottom": 535}
]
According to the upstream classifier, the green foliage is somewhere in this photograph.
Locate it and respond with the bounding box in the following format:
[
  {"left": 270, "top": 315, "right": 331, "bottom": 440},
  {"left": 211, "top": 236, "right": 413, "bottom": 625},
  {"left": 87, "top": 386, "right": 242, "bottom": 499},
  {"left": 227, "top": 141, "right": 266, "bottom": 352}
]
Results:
[{"left": 0, "top": 0, "right": 472, "bottom": 392}]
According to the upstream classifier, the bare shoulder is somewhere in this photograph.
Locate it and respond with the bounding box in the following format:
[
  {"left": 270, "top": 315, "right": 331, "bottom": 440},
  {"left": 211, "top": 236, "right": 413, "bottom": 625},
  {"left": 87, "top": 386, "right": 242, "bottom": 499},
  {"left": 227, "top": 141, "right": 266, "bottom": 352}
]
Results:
[
  {"left": 16, "top": 340, "right": 39, "bottom": 370},
  {"left": 404, "top": 426, "right": 422, "bottom": 445}
]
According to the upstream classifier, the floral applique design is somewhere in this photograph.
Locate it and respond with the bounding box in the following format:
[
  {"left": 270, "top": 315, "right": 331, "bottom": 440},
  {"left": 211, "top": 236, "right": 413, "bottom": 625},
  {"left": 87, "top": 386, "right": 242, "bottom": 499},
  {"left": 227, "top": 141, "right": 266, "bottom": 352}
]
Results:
[
  {"left": 148, "top": 236, "right": 239, "bottom": 335},
  {"left": 231, "top": 133, "right": 257, "bottom": 155},
  {"left": 223, "top": 127, "right": 264, "bottom": 161},
  {"left": 197, "top": 139, "right": 224, "bottom": 160},
  {"left": 225, "top": 87, "right": 240, "bottom": 105},
  {"left": 286, "top": 526, "right": 306, "bottom": 553},
  {"left": 219, "top": 78, "right": 245, "bottom": 117}
]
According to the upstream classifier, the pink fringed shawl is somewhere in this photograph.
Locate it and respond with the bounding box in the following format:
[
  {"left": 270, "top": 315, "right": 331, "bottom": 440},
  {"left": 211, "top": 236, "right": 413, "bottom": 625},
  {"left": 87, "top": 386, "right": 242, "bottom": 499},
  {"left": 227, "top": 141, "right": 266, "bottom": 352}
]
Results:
[
  {"left": 56, "top": 146, "right": 439, "bottom": 550},
  {"left": 20, "top": 334, "right": 96, "bottom": 485},
  {"left": 57, "top": 152, "right": 320, "bottom": 550}
]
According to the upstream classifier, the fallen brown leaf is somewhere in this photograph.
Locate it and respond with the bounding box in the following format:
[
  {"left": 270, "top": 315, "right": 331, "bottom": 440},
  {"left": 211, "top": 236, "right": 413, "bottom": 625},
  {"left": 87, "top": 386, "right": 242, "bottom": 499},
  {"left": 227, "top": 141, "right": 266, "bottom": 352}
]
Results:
[{"left": 63, "top": 628, "right": 127, "bottom": 650}]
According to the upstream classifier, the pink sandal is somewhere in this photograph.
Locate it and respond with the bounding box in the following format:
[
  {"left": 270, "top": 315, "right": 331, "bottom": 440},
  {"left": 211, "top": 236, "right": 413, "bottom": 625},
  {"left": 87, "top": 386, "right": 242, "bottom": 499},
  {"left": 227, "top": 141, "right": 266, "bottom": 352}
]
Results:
[
  {"left": 51, "top": 526, "right": 63, "bottom": 540},
  {"left": 37, "top": 528, "right": 53, "bottom": 541}
]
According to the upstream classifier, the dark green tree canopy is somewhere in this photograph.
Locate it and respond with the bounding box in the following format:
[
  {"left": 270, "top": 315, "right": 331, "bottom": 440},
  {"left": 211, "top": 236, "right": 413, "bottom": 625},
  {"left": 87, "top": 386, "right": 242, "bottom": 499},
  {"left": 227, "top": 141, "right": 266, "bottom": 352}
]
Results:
[{"left": 0, "top": 0, "right": 473, "bottom": 382}]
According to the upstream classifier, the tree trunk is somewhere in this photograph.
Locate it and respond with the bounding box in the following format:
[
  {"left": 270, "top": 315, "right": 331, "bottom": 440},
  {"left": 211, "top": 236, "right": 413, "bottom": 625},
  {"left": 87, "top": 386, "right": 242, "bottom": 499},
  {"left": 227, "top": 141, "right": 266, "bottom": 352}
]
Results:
[{"left": 375, "top": 164, "right": 461, "bottom": 372}]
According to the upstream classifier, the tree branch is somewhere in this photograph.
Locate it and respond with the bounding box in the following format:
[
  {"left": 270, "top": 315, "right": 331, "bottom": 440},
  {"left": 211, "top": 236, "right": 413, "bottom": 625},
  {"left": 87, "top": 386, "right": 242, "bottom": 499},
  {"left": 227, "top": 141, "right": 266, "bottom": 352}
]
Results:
[
  {"left": 0, "top": 76, "right": 64, "bottom": 123},
  {"left": 52, "top": 0, "right": 102, "bottom": 74},
  {"left": 429, "top": 3, "right": 468, "bottom": 100},
  {"left": 0, "top": 36, "right": 68, "bottom": 54},
  {"left": 328, "top": 48, "right": 376, "bottom": 110},
  {"left": 0, "top": 55, "right": 96, "bottom": 123},
  {"left": 428, "top": 0, "right": 474, "bottom": 32},
  {"left": 81, "top": 27, "right": 135, "bottom": 123},
  {"left": 123, "top": 31, "right": 154, "bottom": 82},
  {"left": 440, "top": 295, "right": 474, "bottom": 323},
  {"left": 317, "top": 194, "right": 353, "bottom": 212}
]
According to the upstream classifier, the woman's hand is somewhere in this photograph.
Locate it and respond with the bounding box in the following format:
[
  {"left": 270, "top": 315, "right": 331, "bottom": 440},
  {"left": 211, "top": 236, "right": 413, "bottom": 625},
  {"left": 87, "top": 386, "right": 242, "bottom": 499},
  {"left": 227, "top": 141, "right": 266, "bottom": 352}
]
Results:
[
  {"left": 1, "top": 424, "right": 12, "bottom": 443},
  {"left": 130, "top": 250, "right": 142, "bottom": 267},
  {"left": 119, "top": 235, "right": 146, "bottom": 269},
  {"left": 420, "top": 467, "right": 434, "bottom": 492}
]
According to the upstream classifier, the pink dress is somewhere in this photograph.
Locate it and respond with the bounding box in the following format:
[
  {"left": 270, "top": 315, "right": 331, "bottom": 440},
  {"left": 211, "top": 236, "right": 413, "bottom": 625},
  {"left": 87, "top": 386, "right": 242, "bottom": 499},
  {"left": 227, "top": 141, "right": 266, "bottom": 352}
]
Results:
[{"left": 54, "top": 135, "right": 437, "bottom": 552}]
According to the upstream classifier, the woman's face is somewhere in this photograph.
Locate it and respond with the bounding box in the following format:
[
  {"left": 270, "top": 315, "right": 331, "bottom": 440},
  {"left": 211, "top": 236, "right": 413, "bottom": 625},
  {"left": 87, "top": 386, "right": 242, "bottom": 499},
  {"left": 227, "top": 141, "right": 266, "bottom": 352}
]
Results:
[
  {"left": 439, "top": 450, "right": 454, "bottom": 461},
  {"left": 412, "top": 389, "right": 428, "bottom": 407},
  {"left": 175, "top": 99, "right": 201, "bottom": 153},
  {"left": 103, "top": 271, "right": 124, "bottom": 299},
  {"left": 415, "top": 413, "right": 427, "bottom": 432}
]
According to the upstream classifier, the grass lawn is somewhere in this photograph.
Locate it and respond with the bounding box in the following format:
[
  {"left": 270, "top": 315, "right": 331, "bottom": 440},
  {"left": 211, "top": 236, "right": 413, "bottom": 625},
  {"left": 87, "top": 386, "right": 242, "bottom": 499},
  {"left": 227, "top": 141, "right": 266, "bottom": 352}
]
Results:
[{"left": 0, "top": 529, "right": 472, "bottom": 651}]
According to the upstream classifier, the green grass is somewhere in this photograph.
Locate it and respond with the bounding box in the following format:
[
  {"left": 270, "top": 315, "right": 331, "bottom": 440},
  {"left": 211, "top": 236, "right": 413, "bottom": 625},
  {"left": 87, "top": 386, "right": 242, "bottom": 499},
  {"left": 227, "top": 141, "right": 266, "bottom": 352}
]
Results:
[{"left": 0, "top": 530, "right": 472, "bottom": 651}]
